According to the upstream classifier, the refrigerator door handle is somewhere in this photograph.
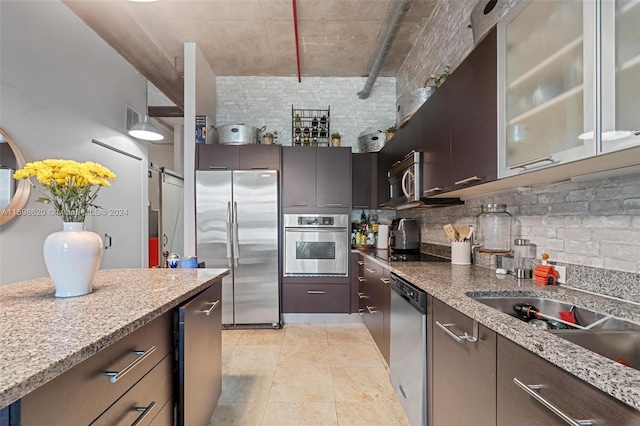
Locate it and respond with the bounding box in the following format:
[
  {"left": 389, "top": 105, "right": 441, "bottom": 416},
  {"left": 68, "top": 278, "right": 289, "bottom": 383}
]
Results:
[
  {"left": 232, "top": 201, "right": 239, "bottom": 267},
  {"left": 226, "top": 202, "right": 232, "bottom": 267}
]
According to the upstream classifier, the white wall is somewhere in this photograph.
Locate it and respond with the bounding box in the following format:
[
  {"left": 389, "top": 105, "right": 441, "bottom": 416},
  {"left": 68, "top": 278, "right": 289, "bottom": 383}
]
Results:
[
  {"left": 216, "top": 76, "right": 396, "bottom": 151},
  {"left": 0, "top": 1, "right": 149, "bottom": 285}
]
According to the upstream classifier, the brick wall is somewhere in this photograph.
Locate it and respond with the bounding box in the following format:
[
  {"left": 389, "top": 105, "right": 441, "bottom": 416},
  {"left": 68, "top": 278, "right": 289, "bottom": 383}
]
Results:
[
  {"left": 402, "top": 172, "right": 640, "bottom": 274},
  {"left": 216, "top": 76, "right": 396, "bottom": 152}
]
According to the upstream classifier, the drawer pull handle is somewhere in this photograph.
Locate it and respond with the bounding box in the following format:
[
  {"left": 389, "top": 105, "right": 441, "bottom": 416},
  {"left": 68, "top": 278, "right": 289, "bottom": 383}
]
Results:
[
  {"left": 435, "top": 321, "right": 478, "bottom": 343},
  {"left": 509, "top": 156, "right": 554, "bottom": 170},
  {"left": 132, "top": 401, "right": 157, "bottom": 426},
  {"left": 366, "top": 305, "right": 377, "bottom": 314},
  {"left": 307, "top": 290, "right": 326, "bottom": 294},
  {"left": 290, "top": 202, "right": 309, "bottom": 207},
  {"left": 103, "top": 346, "right": 156, "bottom": 383},
  {"left": 513, "top": 378, "right": 592, "bottom": 426},
  {"left": 423, "top": 187, "right": 443, "bottom": 194},
  {"left": 324, "top": 203, "right": 343, "bottom": 207},
  {"left": 633, "top": 128, "right": 640, "bottom": 136},
  {"left": 198, "top": 300, "right": 221, "bottom": 316},
  {"left": 380, "top": 277, "right": 390, "bottom": 284},
  {"left": 357, "top": 261, "right": 364, "bottom": 265},
  {"left": 357, "top": 292, "right": 366, "bottom": 299},
  {"left": 208, "top": 166, "right": 228, "bottom": 169},
  {"left": 357, "top": 276, "right": 365, "bottom": 282},
  {"left": 365, "top": 268, "right": 376, "bottom": 273},
  {"left": 358, "top": 308, "right": 364, "bottom": 316},
  {"left": 454, "top": 176, "right": 482, "bottom": 186}
]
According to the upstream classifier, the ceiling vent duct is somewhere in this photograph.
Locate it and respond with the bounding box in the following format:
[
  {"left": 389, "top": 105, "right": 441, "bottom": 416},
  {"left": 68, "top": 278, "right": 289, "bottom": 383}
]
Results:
[
  {"left": 470, "top": 0, "right": 511, "bottom": 45},
  {"left": 358, "top": 0, "right": 413, "bottom": 99}
]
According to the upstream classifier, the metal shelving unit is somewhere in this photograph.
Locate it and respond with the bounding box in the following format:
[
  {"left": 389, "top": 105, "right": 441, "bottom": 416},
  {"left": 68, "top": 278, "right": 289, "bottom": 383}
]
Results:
[{"left": 291, "top": 106, "right": 330, "bottom": 146}]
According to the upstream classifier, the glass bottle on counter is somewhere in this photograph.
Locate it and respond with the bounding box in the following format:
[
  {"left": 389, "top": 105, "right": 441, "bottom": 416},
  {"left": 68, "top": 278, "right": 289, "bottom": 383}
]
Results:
[{"left": 476, "top": 204, "right": 512, "bottom": 254}]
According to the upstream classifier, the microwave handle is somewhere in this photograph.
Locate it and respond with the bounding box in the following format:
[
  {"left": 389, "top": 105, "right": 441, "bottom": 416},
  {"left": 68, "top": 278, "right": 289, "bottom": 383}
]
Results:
[{"left": 401, "top": 169, "right": 413, "bottom": 198}]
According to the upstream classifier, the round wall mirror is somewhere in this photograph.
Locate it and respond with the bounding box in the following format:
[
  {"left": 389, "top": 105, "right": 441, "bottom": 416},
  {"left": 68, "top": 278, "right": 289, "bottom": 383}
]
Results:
[{"left": 0, "top": 128, "right": 30, "bottom": 225}]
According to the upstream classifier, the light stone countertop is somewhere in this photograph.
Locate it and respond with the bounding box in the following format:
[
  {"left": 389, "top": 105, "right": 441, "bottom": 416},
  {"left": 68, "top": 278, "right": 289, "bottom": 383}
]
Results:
[
  {"left": 0, "top": 268, "right": 229, "bottom": 409},
  {"left": 357, "top": 250, "right": 640, "bottom": 412}
]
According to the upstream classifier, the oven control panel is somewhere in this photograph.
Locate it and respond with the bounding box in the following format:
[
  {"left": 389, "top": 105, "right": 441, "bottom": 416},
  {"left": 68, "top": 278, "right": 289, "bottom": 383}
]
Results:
[{"left": 298, "top": 216, "right": 334, "bottom": 226}]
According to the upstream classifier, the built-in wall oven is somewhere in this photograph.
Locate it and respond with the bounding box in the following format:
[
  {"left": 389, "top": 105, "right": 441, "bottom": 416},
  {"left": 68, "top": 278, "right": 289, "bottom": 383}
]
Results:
[{"left": 284, "top": 214, "right": 349, "bottom": 277}]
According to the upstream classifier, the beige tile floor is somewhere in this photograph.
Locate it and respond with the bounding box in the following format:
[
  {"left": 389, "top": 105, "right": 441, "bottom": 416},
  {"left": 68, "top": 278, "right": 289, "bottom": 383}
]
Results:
[{"left": 209, "top": 323, "right": 410, "bottom": 425}]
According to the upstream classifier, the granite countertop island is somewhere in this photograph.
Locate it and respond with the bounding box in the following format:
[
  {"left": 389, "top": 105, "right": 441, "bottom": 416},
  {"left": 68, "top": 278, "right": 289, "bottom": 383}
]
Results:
[
  {"left": 0, "top": 268, "right": 229, "bottom": 409},
  {"left": 357, "top": 249, "right": 640, "bottom": 412}
]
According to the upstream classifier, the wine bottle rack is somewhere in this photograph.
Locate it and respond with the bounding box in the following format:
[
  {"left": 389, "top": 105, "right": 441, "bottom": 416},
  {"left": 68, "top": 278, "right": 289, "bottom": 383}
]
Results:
[{"left": 291, "top": 105, "right": 330, "bottom": 146}]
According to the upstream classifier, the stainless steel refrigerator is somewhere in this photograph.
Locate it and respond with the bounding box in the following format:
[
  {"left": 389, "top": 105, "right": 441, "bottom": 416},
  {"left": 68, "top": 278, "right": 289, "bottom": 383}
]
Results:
[{"left": 196, "top": 170, "right": 280, "bottom": 327}]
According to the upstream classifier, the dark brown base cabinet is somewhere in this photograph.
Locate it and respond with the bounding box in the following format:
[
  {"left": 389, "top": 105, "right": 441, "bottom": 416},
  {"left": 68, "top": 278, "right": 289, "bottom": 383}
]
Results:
[
  {"left": 282, "top": 283, "right": 351, "bottom": 313},
  {"left": 359, "top": 255, "right": 390, "bottom": 365},
  {"left": 431, "top": 298, "right": 497, "bottom": 426},
  {"left": 3, "top": 283, "right": 223, "bottom": 426},
  {"left": 176, "top": 283, "right": 223, "bottom": 426},
  {"left": 497, "top": 335, "right": 640, "bottom": 425}
]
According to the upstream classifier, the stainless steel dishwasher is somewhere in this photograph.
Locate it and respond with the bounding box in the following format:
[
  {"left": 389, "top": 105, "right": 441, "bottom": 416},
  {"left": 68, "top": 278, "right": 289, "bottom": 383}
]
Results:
[{"left": 389, "top": 273, "right": 427, "bottom": 426}]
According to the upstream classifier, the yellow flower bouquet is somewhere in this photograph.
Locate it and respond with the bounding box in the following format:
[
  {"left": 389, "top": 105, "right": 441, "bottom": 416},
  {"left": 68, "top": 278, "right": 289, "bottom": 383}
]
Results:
[{"left": 13, "top": 159, "right": 116, "bottom": 222}]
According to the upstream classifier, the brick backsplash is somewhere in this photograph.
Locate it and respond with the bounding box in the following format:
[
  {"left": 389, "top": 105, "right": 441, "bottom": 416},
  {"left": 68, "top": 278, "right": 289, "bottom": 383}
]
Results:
[
  {"left": 401, "top": 172, "right": 640, "bottom": 275},
  {"left": 216, "top": 76, "right": 396, "bottom": 152}
]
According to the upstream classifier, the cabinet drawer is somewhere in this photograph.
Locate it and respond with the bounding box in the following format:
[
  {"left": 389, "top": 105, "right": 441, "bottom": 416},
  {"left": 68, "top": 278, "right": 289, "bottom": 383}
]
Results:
[
  {"left": 497, "top": 335, "right": 640, "bottom": 425},
  {"left": 282, "top": 283, "right": 350, "bottom": 313},
  {"left": 149, "top": 399, "right": 174, "bottom": 426},
  {"left": 92, "top": 354, "right": 173, "bottom": 425},
  {"left": 20, "top": 311, "right": 172, "bottom": 426}
]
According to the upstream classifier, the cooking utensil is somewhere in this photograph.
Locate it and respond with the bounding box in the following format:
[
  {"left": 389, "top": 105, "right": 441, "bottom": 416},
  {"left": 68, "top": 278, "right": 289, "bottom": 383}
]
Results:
[
  {"left": 456, "top": 225, "right": 470, "bottom": 242},
  {"left": 443, "top": 224, "right": 457, "bottom": 241},
  {"left": 559, "top": 305, "right": 577, "bottom": 324},
  {"left": 465, "top": 225, "right": 475, "bottom": 242}
]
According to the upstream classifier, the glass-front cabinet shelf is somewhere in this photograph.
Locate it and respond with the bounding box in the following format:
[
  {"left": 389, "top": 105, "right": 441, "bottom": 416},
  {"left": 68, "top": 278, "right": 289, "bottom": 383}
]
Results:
[
  {"left": 498, "top": 0, "right": 597, "bottom": 178},
  {"left": 600, "top": 0, "right": 640, "bottom": 153}
]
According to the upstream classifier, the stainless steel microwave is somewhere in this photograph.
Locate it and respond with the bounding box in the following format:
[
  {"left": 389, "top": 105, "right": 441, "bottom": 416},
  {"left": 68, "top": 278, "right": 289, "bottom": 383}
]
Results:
[{"left": 388, "top": 151, "right": 423, "bottom": 208}]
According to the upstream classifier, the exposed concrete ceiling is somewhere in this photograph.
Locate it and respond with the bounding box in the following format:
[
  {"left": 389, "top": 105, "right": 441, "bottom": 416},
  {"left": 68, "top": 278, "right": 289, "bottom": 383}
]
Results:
[{"left": 64, "top": 0, "right": 437, "bottom": 110}]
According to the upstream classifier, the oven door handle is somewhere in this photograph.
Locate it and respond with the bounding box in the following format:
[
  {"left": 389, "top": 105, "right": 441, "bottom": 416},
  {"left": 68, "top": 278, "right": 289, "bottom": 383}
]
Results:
[{"left": 401, "top": 169, "right": 414, "bottom": 198}]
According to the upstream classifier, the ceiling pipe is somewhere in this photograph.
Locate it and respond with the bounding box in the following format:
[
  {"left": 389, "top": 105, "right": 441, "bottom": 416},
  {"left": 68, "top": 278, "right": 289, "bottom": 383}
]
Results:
[
  {"left": 292, "top": 0, "right": 302, "bottom": 83},
  {"left": 358, "top": 0, "right": 413, "bottom": 99}
]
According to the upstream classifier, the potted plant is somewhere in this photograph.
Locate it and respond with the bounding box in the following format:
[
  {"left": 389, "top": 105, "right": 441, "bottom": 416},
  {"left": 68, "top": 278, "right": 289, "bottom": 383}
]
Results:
[
  {"left": 429, "top": 65, "right": 451, "bottom": 88},
  {"left": 330, "top": 132, "right": 342, "bottom": 147},
  {"left": 384, "top": 124, "right": 397, "bottom": 141},
  {"left": 262, "top": 130, "right": 278, "bottom": 145}
]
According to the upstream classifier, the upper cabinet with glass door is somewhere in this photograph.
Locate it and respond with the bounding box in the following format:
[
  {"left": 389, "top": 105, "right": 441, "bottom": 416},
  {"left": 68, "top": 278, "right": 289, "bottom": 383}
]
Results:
[
  {"left": 600, "top": 0, "right": 640, "bottom": 153},
  {"left": 498, "top": 0, "right": 597, "bottom": 178}
]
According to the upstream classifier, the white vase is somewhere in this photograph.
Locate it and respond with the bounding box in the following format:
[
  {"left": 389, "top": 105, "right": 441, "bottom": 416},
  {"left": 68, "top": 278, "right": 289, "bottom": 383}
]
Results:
[{"left": 43, "top": 222, "right": 103, "bottom": 298}]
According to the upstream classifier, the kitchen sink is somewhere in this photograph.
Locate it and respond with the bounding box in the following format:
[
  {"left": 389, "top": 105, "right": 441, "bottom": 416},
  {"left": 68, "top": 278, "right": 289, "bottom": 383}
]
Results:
[
  {"left": 552, "top": 329, "right": 640, "bottom": 369},
  {"left": 469, "top": 293, "right": 640, "bottom": 370},
  {"left": 471, "top": 296, "right": 607, "bottom": 329}
]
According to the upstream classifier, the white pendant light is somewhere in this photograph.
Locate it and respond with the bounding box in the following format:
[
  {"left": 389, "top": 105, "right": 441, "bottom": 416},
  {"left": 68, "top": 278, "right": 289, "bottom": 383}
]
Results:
[
  {"left": 129, "top": 116, "right": 164, "bottom": 141},
  {"left": 129, "top": 80, "right": 164, "bottom": 141}
]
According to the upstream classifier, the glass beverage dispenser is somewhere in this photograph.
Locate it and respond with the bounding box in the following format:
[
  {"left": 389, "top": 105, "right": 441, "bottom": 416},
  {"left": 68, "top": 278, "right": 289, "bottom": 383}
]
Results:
[{"left": 476, "top": 204, "right": 512, "bottom": 254}]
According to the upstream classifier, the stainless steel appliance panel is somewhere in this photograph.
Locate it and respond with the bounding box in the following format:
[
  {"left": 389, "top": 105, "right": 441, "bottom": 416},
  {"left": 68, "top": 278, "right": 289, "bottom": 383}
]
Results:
[
  {"left": 284, "top": 214, "right": 349, "bottom": 277},
  {"left": 195, "top": 171, "right": 234, "bottom": 325},
  {"left": 196, "top": 170, "right": 280, "bottom": 327},
  {"left": 232, "top": 171, "right": 279, "bottom": 325},
  {"left": 390, "top": 274, "right": 427, "bottom": 426},
  {"left": 388, "top": 151, "right": 423, "bottom": 208}
]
